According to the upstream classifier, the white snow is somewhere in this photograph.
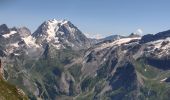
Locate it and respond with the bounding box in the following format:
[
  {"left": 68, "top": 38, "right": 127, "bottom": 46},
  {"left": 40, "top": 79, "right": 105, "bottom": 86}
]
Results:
[
  {"left": 52, "top": 44, "right": 62, "bottom": 50},
  {"left": 160, "top": 77, "right": 167, "bottom": 82},
  {"left": 54, "top": 37, "right": 59, "bottom": 43},
  {"left": 94, "top": 73, "right": 97, "bottom": 77},
  {"left": 10, "top": 42, "right": 19, "bottom": 48},
  {"left": 6, "top": 42, "right": 19, "bottom": 54},
  {"left": 14, "top": 53, "right": 20, "bottom": 56},
  {"left": 147, "top": 39, "right": 163, "bottom": 49},
  {"left": 53, "top": 44, "right": 61, "bottom": 49},
  {"left": 147, "top": 38, "right": 170, "bottom": 49},
  {"left": 58, "top": 31, "right": 64, "bottom": 36},
  {"left": 2, "top": 31, "right": 17, "bottom": 38},
  {"left": 146, "top": 37, "right": 170, "bottom": 57},
  {"left": 46, "top": 20, "right": 58, "bottom": 42},
  {"left": 44, "top": 19, "right": 69, "bottom": 42},
  {"left": 34, "top": 19, "right": 74, "bottom": 50},
  {"left": 95, "top": 37, "right": 141, "bottom": 51},
  {"left": 144, "top": 68, "right": 147, "bottom": 72},
  {"left": 60, "top": 20, "right": 68, "bottom": 26},
  {"left": 48, "top": 19, "right": 68, "bottom": 25},
  {"left": 47, "top": 19, "right": 74, "bottom": 40},
  {"left": 68, "top": 27, "right": 76, "bottom": 38},
  {"left": 22, "top": 36, "right": 40, "bottom": 48}
]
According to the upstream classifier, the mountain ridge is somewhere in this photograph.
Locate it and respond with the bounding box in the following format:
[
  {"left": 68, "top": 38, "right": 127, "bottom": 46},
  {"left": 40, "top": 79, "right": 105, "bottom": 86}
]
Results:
[{"left": 1, "top": 19, "right": 170, "bottom": 100}]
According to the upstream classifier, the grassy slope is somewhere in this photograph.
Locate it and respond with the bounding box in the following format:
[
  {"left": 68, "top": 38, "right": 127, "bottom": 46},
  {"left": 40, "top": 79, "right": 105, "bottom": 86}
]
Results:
[
  {"left": 0, "top": 76, "right": 28, "bottom": 100},
  {"left": 134, "top": 58, "right": 170, "bottom": 100}
]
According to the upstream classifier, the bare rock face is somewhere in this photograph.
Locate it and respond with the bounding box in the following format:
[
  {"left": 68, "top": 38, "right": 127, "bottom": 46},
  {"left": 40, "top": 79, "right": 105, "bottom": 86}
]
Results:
[
  {"left": 0, "top": 24, "right": 10, "bottom": 34},
  {"left": 59, "top": 72, "right": 75, "bottom": 95}
]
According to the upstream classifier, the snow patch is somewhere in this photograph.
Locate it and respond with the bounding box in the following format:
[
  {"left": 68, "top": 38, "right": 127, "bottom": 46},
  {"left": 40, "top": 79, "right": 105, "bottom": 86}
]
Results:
[
  {"left": 144, "top": 68, "right": 147, "bottom": 72},
  {"left": 52, "top": 44, "right": 62, "bottom": 49},
  {"left": 14, "top": 53, "right": 20, "bottom": 56},
  {"left": 95, "top": 37, "right": 141, "bottom": 51},
  {"left": 6, "top": 42, "right": 19, "bottom": 54},
  {"left": 160, "top": 77, "right": 167, "bottom": 82},
  {"left": 22, "top": 36, "right": 40, "bottom": 48},
  {"left": 46, "top": 20, "right": 58, "bottom": 42},
  {"left": 54, "top": 37, "right": 59, "bottom": 43},
  {"left": 2, "top": 31, "right": 17, "bottom": 38},
  {"left": 146, "top": 37, "right": 170, "bottom": 57},
  {"left": 44, "top": 19, "right": 69, "bottom": 42},
  {"left": 103, "top": 58, "right": 106, "bottom": 61},
  {"left": 10, "top": 42, "right": 19, "bottom": 48}
]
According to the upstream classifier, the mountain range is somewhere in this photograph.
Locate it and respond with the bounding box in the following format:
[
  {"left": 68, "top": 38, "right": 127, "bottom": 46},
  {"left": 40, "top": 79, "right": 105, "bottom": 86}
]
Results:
[{"left": 0, "top": 19, "right": 170, "bottom": 100}]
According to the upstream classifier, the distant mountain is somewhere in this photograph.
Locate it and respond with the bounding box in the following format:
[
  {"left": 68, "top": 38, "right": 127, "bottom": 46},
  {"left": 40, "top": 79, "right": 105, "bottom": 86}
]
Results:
[
  {"left": 101, "top": 34, "right": 123, "bottom": 41},
  {"left": 140, "top": 30, "right": 170, "bottom": 43},
  {"left": 1, "top": 20, "right": 170, "bottom": 100},
  {"left": 97, "top": 33, "right": 140, "bottom": 46},
  {"left": 33, "top": 19, "right": 92, "bottom": 50}
]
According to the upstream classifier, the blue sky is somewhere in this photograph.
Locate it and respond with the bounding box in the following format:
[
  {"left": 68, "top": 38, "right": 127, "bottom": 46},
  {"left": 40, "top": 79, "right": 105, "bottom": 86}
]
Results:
[{"left": 1, "top": 0, "right": 170, "bottom": 38}]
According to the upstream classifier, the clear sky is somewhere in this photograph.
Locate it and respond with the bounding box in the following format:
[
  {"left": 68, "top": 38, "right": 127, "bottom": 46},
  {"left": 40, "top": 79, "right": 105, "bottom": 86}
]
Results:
[{"left": 1, "top": 0, "right": 170, "bottom": 38}]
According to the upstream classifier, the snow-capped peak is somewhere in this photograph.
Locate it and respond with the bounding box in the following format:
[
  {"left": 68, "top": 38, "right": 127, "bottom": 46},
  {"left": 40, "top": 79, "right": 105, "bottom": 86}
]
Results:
[
  {"left": 46, "top": 19, "right": 68, "bottom": 26},
  {"left": 32, "top": 19, "right": 91, "bottom": 50},
  {"left": 45, "top": 20, "right": 59, "bottom": 42},
  {"left": 33, "top": 19, "right": 70, "bottom": 42},
  {"left": 48, "top": 19, "right": 58, "bottom": 24}
]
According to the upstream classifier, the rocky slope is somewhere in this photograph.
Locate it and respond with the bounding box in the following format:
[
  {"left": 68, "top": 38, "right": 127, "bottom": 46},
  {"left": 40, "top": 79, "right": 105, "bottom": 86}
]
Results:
[
  {"left": 0, "top": 59, "right": 28, "bottom": 100},
  {"left": 0, "top": 19, "right": 170, "bottom": 100}
]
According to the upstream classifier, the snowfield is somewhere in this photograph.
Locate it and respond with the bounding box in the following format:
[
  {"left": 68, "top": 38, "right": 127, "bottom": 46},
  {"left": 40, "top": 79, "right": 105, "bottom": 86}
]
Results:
[
  {"left": 95, "top": 37, "right": 141, "bottom": 51},
  {"left": 145, "top": 37, "right": 170, "bottom": 58},
  {"left": 22, "top": 36, "right": 40, "bottom": 48}
]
